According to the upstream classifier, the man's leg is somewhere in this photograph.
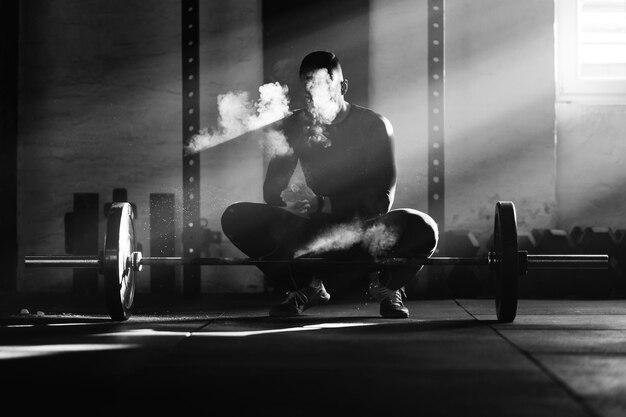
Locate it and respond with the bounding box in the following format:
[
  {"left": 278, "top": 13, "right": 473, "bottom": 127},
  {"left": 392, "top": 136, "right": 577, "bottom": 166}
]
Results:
[
  {"left": 221, "top": 202, "right": 314, "bottom": 287},
  {"left": 220, "top": 202, "right": 331, "bottom": 316},
  {"left": 368, "top": 208, "right": 439, "bottom": 318}
]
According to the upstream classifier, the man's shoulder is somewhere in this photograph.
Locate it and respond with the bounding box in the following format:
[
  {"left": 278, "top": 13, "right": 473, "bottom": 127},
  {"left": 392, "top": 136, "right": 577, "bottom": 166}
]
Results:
[{"left": 350, "top": 104, "right": 393, "bottom": 136}]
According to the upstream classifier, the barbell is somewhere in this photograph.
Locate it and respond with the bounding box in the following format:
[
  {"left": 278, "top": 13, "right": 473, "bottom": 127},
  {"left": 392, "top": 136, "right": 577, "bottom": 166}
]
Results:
[{"left": 24, "top": 201, "right": 609, "bottom": 323}]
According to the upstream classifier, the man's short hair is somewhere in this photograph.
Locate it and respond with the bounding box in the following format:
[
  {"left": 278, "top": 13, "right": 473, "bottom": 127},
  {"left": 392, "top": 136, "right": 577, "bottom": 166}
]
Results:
[{"left": 299, "top": 51, "right": 342, "bottom": 80}]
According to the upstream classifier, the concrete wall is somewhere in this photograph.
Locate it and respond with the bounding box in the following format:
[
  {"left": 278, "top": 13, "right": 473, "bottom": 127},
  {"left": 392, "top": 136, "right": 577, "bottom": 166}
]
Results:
[
  {"left": 19, "top": 0, "right": 182, "bottom": 292},
  {"left": 18, "top": 0, "right": 264, "bottom": 293},
  {"left": 198, "top": 1, "right": 265, "bottom": 293},
  {"left": 371, "top": 0, "right": 557, "bottom": 248},
  {"left": 444, "top": 0, "right": 557, "bottom": 242},
  {"left": 556, "top": 104, "right": 626, "bottom": 230},
  {"left": 370, "top": 0, "right": 429, "bottom": 214},
  {"left": 17, "top": 0, "right": 626, "bottom": 295}
]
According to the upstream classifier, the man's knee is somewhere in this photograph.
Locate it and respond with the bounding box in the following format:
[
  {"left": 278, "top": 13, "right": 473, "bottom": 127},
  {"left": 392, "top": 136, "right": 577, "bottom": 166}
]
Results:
[
  {"left": 221, "top": 202, "right": 244, "bottom": 233},
  {"left": 387, "top": 208, "right": 439, "bottom": 256},
  {"left": 221, "top": 202, "right": 263, "bottom": 244},
  {"left": 417, "top": 211, "right": 439, "bottom": 253},
  {"left": 221, "top": 202, "right": 241, "bottom": 240}
]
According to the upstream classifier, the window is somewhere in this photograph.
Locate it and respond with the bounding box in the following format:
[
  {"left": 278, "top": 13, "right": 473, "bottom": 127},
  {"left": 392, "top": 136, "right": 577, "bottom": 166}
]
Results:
[{"left": 556, "top": 0, "right": 626, "bottom": 103}]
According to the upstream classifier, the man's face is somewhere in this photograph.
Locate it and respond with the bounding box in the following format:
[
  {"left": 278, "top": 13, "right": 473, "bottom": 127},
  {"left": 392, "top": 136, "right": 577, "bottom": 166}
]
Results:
[{"left": 301, "top": 68, "right": 342, "bottom": 124}]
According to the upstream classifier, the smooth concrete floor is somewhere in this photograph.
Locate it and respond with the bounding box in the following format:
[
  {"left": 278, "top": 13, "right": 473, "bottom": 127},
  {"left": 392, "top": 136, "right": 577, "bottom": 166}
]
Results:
[{"left": 1, "top": 293, "right": 626, "bottom": 417}]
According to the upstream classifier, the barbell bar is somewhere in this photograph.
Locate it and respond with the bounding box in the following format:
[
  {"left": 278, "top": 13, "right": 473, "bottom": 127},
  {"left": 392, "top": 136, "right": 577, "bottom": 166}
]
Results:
[
  {"left": 24, "top": 254, "right": 608, "bottom": 269},
  {"left": 23, "top": 201, "right": 609, "bottom": 323}
]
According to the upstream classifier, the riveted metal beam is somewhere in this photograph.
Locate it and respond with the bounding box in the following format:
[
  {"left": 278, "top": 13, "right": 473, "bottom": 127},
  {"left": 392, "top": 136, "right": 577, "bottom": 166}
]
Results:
[
  {"left": 428, "top": 0, "right": 445, "bottom": 233},
  {"left": 181, "top": 0, "right": 201, "bottom": 297}
]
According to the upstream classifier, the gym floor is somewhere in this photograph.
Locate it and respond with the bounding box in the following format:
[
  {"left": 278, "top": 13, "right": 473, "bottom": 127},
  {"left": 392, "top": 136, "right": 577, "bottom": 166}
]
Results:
[{"left": 1, "top": 289, "right": 625, "bottom": 417}]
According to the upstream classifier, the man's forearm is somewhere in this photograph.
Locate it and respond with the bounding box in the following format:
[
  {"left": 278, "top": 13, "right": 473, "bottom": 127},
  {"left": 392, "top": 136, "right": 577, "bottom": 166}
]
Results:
[{"left": 326, "top": 187, "right": 393, "bottom": 220}]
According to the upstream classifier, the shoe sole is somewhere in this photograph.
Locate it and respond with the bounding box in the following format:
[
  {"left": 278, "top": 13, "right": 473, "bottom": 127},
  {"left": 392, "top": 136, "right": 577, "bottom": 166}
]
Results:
[
  {"left": 269, "top": 293, "right": 330, "bottom": 317},
  {"left": 380, "top": 310, "right": 409, "bottom": 319},
  {"left": 380, "top": 303, "right": 410, "bottom": 318}
]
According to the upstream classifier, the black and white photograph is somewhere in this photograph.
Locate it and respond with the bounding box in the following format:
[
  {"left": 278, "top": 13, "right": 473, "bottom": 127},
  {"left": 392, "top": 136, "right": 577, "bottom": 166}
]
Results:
[{"left": 1, "top": 0, "right": 626, "bottom": 415}]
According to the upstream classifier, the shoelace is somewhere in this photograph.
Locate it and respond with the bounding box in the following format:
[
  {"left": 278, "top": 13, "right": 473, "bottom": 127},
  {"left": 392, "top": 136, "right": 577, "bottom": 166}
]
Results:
[
  {"left": 377, "top": 286, "right": 406, "bottom": 305},
  {"left": 284, "top": 289, "right": 309, "bottom": 307}
]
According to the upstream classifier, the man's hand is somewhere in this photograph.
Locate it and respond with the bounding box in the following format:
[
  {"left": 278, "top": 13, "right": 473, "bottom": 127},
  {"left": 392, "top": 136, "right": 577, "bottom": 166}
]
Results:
[{"left": 280, "top": 183, "right": 319, "bottom": 215}]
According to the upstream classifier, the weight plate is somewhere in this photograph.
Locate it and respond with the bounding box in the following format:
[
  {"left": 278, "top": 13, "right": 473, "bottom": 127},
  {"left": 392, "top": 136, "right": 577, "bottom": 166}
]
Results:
[
  {"left": 104, "top": 202, "right": 136, "bottom": 321},
  {"left": 493, "top": 201, "right": 518, "bottom": 323}
]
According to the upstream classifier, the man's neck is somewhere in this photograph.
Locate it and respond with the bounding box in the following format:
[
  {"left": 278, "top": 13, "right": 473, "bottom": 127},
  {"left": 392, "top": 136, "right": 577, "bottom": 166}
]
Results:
[{"left": 331, "top": 101, "right": 351, "bottom": 125}]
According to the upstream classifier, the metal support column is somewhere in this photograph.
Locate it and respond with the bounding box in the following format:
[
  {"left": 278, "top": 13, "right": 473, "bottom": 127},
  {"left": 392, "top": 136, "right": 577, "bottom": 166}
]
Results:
[
  {"left": 0, "top": 0, "right": 19, "bottom": 293},
  {"left": 428, "top": 0, "right": 445, "bottom": 233},
  {"left": 181, "top": 0, "right": 201, "bottom": 297}
]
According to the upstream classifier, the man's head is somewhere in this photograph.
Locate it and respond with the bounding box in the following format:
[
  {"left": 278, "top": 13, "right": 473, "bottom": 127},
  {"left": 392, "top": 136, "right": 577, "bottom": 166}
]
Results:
[
  {"left": 299, "top": 51, "right": 341, "bottom": 79},
  {"left": 299, "top": 51, "right": 348, "bottom": 123}
]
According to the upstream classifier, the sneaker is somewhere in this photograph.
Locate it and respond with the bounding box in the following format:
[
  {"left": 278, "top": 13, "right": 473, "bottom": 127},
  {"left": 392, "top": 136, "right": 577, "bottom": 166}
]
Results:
[
  {"left": 269, "top": 283, "right": 331, "bottom": 317},
  {"left": 368, "top": 279, "right": 409, "bottom": 319}
]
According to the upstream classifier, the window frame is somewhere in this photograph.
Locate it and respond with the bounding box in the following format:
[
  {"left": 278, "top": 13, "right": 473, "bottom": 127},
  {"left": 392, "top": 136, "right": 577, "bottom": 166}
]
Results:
[{"left": 555, "top": 0, "right": 626, "bottom": 104}]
